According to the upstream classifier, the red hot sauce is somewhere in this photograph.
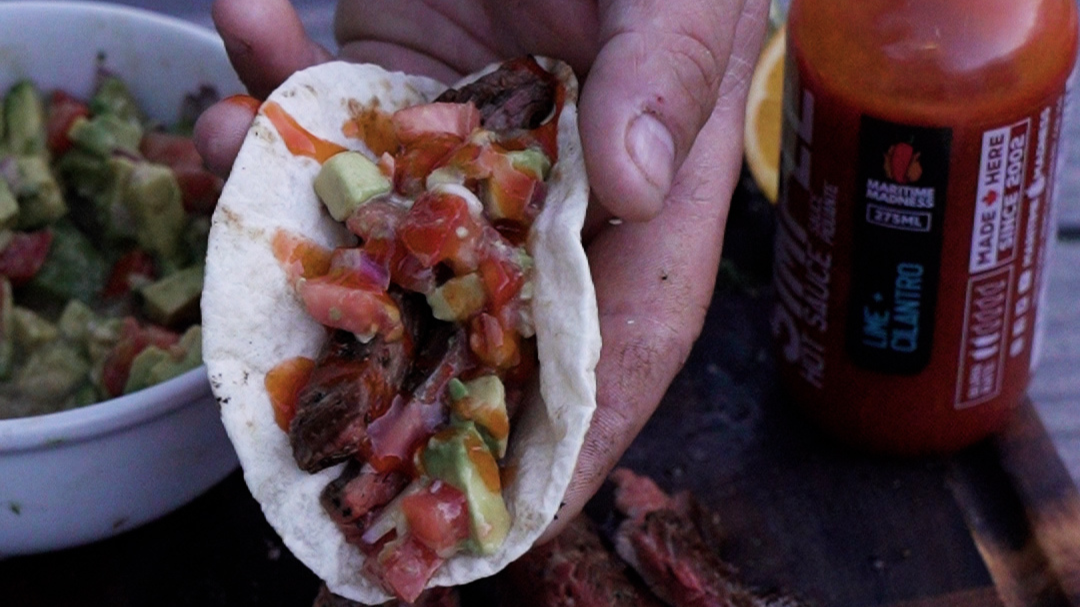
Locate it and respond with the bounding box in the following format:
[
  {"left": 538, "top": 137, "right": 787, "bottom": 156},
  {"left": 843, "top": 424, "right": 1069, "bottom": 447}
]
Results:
[{"left": 772, "top": 0, "right": 1079, "bottom": 453}]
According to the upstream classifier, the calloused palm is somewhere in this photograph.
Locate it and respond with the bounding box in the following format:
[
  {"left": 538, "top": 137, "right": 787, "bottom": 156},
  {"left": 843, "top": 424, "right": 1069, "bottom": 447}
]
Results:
[{"left": 194, "top": 0, "right": 770, "bottom": 541}]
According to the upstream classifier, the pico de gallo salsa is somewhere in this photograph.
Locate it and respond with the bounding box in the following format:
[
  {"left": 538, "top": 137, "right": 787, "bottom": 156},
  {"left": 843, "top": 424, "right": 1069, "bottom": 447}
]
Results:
[
  {"left": 263, "top": 57, "right": 566, "bottom": 602},
  {"left": 0, "top": 72, "right": 221, "bottom": 419}
]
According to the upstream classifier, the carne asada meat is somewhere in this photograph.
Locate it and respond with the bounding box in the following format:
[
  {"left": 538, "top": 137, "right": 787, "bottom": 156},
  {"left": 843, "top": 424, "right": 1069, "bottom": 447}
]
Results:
[
  {"left": 289, "top": 329, "right": 412, "bottom": 473},
  {"left": 610, "top": 469, "right": 772, "bottom": 607},
  {"left": 500, "top": 516, "right": 665, "bottom": 607},
  {"left": 435, "top": 56, "right": 558, "bottom": 132},
  {"left": 321, "top": 460, "right": 410, "bottom": 545},
  {"left": 365, "top": 329, "right": 472, "bottom": 468}
]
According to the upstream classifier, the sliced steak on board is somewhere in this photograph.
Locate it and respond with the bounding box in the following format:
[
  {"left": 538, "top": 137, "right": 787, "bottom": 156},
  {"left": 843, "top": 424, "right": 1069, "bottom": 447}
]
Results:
[
  {"left": 499, "top": 516, "right": 665, "bottom": 607},
  {"left": 610, "top": 468, "right": 804, "bottom": 607}
]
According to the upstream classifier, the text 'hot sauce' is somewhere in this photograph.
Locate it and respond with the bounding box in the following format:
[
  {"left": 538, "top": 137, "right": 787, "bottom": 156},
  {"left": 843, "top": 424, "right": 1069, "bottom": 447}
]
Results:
[{"left": 772, "top": 0, "right": 1079, "bottom": 453}]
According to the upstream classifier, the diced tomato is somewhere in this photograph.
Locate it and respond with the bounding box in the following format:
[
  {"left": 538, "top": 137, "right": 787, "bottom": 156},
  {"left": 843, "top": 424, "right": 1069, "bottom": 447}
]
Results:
[
  {"left": 434, "top": 140, "right": 498, "bottom": 180},
  {"left": 101, "top": 248, "right": 156, "bottom": 298},
  {"left": 435, "top": 141, "right": 543, "bottom": 225},
  {"left": 501, "top": 336, "right": 538, "bottom": 419},
  {"left": 140, "top": 131, "right": 204, "bottom": 168},
  {"left": 264, "top": 356, "right": 315, "bottom": 431},
  {"left": 389, "top": 249, "right": 437, "bottom": 295},
  {"left": 328, "top": 247, "right": 390, "bottom": 291},
  {"left": 101, "top": 318, "right": 181, "bottom": 397},
  {"left": 469, "top": 312, "right": 520, "bottom": 370},
  {"left": 394, "top": 134, "right": 462, "bottom": 196},
  {"left": 140, "top": 131, "right": 224, "bottom": 214},
  {"left": 173, "top": 166, "right": 224, "bottom": 215},
  {"left": 45, "top": 90, "right": 90, "bottom": 155},
  {"left": 392, "top": 102, "right": 480, "bottom": 145},
  {"left": 401, "top": 480, "right": 470, "bottom": 556},
  {"left": 478, "top": 247, "right": 525, "bottom": 311},
  {"left": 398, "top": 191, "right": 481, "bottom": 273},
  {"left": 271, "top": 230, "right": 333, "bottom": 286},
  {"left": 0, "top": 230, "right": 53, "bottom": 286},
  {"left": 298, "top": 276, "right": 403, "bottom": 341},
  {"left": 485, "top": 160, "right": 542, "bottom": 224},
  {"left": 369, "top": 534, "right": 445, "bottom": 603},
  {"left": 376, "top": 152, "right": 395, "bottom": 179},
  {"left": 346, "top": 200, "right": 404, "bottom": 249}
]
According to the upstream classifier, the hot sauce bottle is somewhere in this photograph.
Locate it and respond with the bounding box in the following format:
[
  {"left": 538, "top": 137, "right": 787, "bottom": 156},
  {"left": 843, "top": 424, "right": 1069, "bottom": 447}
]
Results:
[{"left": 772, "top": 0, "right": 1079, "bottom": 453}]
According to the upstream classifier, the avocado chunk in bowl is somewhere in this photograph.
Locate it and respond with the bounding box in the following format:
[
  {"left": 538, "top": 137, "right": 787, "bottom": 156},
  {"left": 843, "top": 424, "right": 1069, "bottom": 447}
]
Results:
[
  {"left": 0, "top": 73, "right": 215, "bottom": 419},
  {"left": 0, "top": 1, "right": 244, "bottom": 556}
]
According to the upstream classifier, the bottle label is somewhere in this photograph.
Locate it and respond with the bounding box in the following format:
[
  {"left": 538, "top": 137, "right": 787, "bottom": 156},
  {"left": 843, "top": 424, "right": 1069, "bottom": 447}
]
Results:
[
  {"left": 845, "top": 118, "right": 952, "bottom": 374},
  {"left": 772, "top": 60, "right": 1067, "bottom": 412},
  {"left": 953, "top": 98, "right": 1064, "bottom": 408}
]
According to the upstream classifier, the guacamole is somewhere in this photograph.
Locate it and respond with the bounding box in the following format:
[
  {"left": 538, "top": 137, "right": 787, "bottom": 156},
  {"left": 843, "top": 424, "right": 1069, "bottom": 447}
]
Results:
[{"left": 0, "top": 74, "right": 220, "bottom": 419}]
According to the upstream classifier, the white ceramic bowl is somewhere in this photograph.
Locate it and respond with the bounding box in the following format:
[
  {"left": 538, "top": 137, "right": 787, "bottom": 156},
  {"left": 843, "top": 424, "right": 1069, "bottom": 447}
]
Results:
[{"left": 0, "top": 1, "right": 244, "bottom": 556}]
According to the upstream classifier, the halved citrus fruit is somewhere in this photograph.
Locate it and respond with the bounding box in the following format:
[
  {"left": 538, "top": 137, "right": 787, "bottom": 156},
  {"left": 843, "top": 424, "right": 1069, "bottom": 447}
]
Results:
[{"left": 744, "top": 25, "right": 786, "bottom": 203}]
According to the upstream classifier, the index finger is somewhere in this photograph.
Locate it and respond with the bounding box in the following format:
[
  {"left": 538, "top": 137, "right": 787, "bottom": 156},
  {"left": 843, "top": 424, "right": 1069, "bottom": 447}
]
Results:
[{"left": 213, "top": 0, "right": 332, "bottom": 99}]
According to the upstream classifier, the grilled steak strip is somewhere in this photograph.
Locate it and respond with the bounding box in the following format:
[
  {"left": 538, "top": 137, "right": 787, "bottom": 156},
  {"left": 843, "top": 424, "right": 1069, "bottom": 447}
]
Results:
[
  {"left": 435, "top": 56, "right": 557, "bottom": 131},
  {"left": 289, "top": 329, "right": 412, "bottom": 473},
  {"left": 500, "top": 516, "right": 665, "bottom": 607},
  {"left": 321, "top": 459, "right": 409, "bottom": 546},
  {"left": 610, "top": 469, "right": 769, "bottom": 607}
]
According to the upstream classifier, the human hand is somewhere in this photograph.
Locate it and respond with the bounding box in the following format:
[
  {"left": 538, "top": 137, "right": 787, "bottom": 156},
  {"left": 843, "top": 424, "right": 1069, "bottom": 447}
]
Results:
[{"left": 194, "top": 0, "right": 770, "bottom": 541}]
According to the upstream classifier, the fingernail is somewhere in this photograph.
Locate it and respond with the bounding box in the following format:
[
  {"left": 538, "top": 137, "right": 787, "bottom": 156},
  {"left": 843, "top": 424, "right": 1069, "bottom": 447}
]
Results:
[{"left": 626, "top": 113, "right": 675, "bottom": 193}]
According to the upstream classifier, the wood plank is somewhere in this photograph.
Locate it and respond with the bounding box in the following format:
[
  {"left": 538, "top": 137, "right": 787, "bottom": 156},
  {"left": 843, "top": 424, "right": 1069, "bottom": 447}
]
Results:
[{"left": 997, "top": 404, "right": 1080, "bottom": 603}]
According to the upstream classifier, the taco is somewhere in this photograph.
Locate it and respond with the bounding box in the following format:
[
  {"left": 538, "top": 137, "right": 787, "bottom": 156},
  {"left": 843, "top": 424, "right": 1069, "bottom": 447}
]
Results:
[{"left": 201, "top": 57, "right": 600, "bottom": 603}]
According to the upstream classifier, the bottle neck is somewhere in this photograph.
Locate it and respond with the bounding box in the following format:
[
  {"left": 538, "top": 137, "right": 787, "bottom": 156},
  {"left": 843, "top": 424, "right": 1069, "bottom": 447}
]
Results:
[{"left": 788, "top": 0, "right": 1078, "bottom": 123}]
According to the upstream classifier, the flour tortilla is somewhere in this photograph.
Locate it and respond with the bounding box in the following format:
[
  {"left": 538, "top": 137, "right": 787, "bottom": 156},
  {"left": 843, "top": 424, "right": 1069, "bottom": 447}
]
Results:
[{"left": 201, "top": 59, "right": 600, "bottom": 603}]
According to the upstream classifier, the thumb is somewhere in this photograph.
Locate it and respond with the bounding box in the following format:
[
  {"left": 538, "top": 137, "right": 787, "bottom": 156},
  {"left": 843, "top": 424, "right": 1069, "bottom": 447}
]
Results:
[{"left": 580, "top": 0, "right": 745, "bottom": 222}]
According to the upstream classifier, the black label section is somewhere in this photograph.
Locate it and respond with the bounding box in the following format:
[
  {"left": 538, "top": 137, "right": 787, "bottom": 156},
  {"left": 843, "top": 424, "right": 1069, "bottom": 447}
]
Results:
[{"left": 846, "top": 117, "right": 952, "bottom": 374}]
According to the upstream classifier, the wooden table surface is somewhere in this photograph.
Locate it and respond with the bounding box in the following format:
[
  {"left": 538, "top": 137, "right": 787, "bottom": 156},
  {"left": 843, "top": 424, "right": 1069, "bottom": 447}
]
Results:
[{"left": 2, "top": 2, "right": 1080, "bottom": 606}]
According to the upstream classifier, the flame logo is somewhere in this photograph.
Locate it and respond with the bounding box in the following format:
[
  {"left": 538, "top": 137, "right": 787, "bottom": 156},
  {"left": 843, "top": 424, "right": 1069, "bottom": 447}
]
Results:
[{"left": 884, "top": 142, "right": 923, "bottom": 185}]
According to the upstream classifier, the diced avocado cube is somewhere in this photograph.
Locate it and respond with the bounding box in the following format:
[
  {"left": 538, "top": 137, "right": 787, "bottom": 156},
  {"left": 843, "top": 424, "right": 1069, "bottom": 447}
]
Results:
[
  {"left": 182, "top": 216, "right": 211, "bottom": 268},
  {"left": 95, "top": 156, "right": 138, "bottom": 240},
  {"left": 26, "top": 221, "right": 108, "bottom": 305},
  {"left": 57, "top": 299, "right": 98, "bottom": 345},
  {"left": 0, "top": 278, "right": 12, "bottom": 379},
  {"left": 139, "top": 266, "right": 203, "bottom": 328},
  {"left": 90, "top": 76, "right": 144, "bottom": 124},
  {"left": 54, "top": 148, "right": 111, "bottom": 201},
  {"left": 123, "top": 325, "right": 201, "bottom": 394},
  {"left": 422, "top": 421, "right": 510, "bottom": 555},
  {"left": 70, "top": 383, "right": 100, "bottom": 407},
  {"left": 14, "top": 340, "right": 90, "bottom": 401},
  {"left": 124, "top": 162, "right": 186, "bottom": 261},
  {"left": 505, "top": 148, "right": 552, "bottom": 180},
  {"left": 450, "top": 375, "right": 509, "bottom": 458},
  {"left": 123, "top": 346, "right": 171, "bottom": 394},
  {"left": 313, "top": 151, "right": 391, "bottom": 221},
  {"left": 67, "top": 114, "right": 143, "bottom": 158},
  {"left": 12, "top": 306, "right": 59, "bottom": 352},
  {"left": 3, "top": 81, "right": 46, "bottom": 156},
  {"left": 85, "top": 316, "right": 123, "bottom": 367},
  {"left": 0, "top": 180, "right": 17, "bottom": 229},
  {"left": 13, "top": 155, "right": 67, "bottom": 229},
  {"left": 448, "top": 377, "right": 468, "bottom": 401},
  {"left": 426, "top": 273, "right": 486, "bottom": 322}
]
